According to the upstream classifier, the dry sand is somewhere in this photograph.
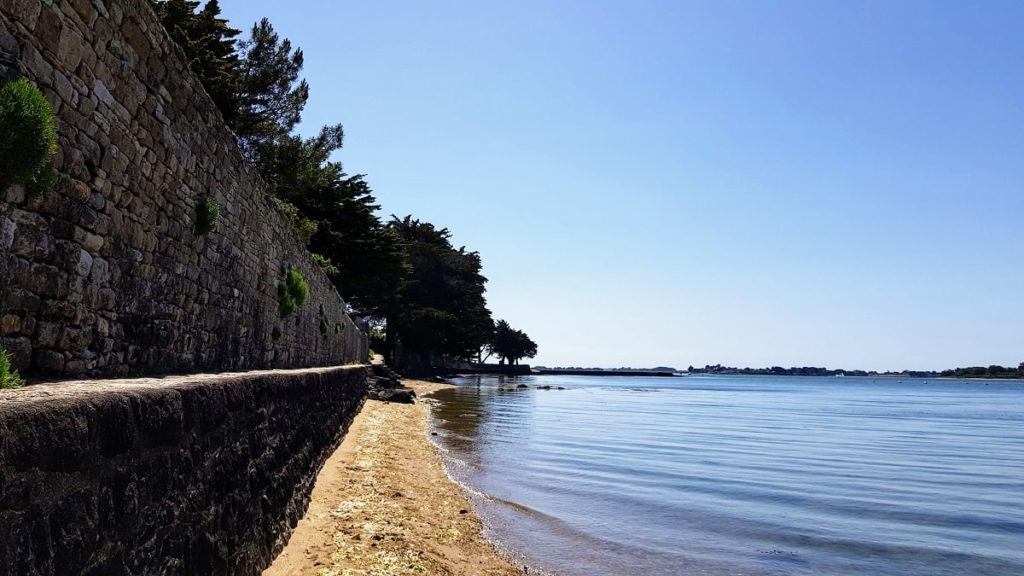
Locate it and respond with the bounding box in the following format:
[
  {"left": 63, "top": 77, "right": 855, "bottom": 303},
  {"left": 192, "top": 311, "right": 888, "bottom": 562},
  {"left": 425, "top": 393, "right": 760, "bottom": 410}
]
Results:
[{"left": 264, "top": 380, "right": 525, "bottom": 576}]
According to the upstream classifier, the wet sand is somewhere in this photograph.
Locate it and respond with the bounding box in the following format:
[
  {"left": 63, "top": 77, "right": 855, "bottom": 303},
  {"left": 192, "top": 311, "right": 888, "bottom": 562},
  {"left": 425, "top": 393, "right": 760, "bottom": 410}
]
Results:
[{"left": 264, "top": 380, "right": 524, "bottom": 576}]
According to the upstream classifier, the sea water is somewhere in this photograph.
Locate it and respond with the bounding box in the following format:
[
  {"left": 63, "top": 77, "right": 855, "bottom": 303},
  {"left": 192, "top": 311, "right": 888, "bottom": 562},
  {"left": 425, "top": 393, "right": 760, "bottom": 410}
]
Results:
[{"left": 428, "top": 375, "right": 1024, "bottom": 576}]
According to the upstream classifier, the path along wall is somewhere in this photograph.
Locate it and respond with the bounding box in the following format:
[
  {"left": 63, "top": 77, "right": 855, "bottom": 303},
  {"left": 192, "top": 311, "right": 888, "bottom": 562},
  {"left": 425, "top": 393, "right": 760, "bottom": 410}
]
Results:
[
  {"left": 0, "top": 0, "right": 367, "bottom": 376},
  {"left": 0, "top": 366, "right": 368, "bottom": 576}
]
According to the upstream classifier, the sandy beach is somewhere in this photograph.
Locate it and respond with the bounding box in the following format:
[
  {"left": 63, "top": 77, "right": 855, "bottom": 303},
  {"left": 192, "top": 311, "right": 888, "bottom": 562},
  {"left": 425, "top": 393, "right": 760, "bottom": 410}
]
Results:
[{"left": 264, "top": 380, "right": 524, "bottom": 576}]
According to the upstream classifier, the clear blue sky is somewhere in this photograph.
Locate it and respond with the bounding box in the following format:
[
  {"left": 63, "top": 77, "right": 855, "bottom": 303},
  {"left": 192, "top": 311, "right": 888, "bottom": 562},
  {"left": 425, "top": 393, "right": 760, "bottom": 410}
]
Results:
[{"left": 220, "top": 0, "right": 1024, "bottom": 371}]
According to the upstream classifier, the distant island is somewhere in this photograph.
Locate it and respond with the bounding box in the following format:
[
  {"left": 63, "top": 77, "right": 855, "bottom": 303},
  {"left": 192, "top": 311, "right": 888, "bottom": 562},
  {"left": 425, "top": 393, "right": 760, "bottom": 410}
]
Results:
[
  {"left": 532, "top": 364, "right": 1024, "bottom": 379},
  {"left": 686, "top": 364, "right": 1024, "bottom": 379}
]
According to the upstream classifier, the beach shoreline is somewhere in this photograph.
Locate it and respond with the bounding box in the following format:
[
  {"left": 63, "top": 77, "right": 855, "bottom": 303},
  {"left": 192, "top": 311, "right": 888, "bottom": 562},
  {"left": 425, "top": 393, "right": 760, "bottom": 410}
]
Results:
[{"left": 263, "top": 380, "right": 525, "bottom": 576}]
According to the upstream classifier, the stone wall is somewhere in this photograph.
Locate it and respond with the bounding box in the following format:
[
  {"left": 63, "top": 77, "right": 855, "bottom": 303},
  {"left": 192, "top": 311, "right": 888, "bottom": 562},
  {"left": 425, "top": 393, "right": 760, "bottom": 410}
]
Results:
[
  {"left": 0, "top": 0, "right": 367, "bottom": 376},
  {"left": 0, "top": 365, "right": 368, "bottom": 576}
]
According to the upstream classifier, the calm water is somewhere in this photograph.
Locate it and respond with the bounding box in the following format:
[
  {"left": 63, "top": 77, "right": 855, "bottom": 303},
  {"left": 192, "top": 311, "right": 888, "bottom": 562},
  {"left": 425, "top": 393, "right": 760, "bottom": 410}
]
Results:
[{"left": 428, "top": 375, "right": 1024, "bottom": 576}]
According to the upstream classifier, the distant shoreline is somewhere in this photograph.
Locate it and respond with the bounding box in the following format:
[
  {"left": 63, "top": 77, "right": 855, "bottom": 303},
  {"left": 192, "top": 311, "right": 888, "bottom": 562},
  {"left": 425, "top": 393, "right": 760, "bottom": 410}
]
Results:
[
  {"left": 451, "top": 370, "right": 1024, "bottom": 382},
  {"left": 532, "top": 368, "right": 677, "bottom": 377}
]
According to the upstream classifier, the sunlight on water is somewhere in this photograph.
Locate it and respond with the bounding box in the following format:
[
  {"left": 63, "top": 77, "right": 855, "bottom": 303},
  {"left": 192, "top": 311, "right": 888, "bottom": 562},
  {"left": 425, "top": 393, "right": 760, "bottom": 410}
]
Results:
[{"left": 429, "top": 375, "right": 1024, "bottom": 576}]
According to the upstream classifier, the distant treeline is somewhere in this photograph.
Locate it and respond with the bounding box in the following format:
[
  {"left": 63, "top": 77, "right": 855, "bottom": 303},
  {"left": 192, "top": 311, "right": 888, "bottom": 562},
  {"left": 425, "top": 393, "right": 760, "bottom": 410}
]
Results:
[
  {"left": 688, "top": 364, "right": 1024, "bottom": 379},
  {"left": 536, "top": 366, "right": 678, "bottom": 372},
  {"left": 938, "top": 365, "right": 1024, "bottom": 379},
  {"left": 689, "top": 365, "right": 911, "bottom": 377}
]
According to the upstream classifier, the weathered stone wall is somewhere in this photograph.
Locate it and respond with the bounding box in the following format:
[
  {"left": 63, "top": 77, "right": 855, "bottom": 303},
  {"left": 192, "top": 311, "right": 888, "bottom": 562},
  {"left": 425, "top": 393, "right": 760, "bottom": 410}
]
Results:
[
  {"left": 0, "top": 365, "right": 368, "bottom": 576},
  {"left": 0, "top": 0, "right": 367, "bottom": 376}
]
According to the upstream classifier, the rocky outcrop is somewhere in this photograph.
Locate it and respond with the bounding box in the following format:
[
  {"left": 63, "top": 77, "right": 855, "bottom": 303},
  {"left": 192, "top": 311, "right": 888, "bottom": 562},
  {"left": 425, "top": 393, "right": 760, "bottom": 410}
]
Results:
[
  {"left": 0, "top": 365, "right": 368, "bottom": 576},
  {"left": 0, "top": 0, "right": 367, "bottom": 377},
  {"left": 367, "top": 363, "right": 416, "bottom": 403}
]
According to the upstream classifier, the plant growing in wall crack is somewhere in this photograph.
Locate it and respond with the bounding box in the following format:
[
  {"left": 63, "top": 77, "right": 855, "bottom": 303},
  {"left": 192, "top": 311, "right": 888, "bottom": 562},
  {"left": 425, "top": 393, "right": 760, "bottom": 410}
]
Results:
[
  {"left": 0, "top": 77, "right": 58, "bottom": 195},
  {"left": 311, "top": 252, "right": 340, "bottom": 282},
  {"left": 317, "top": 303, "right": 329, "bottom": 337},
  {"left": 278, "top": 266, "right": 309, "bottom": 317},
  {"left": 272, "top": 197, "right": 317, "bottom": 245},
  {"left": 0, "top": 348, "right": 24, "bottom": 390},
  {"left": 195, "top": 194, "right": 220, "bottom": 235}
]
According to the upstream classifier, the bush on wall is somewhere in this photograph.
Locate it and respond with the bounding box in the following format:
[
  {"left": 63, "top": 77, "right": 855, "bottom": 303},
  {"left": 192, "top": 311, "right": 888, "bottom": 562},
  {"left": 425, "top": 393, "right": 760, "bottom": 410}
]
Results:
[
  {"left": 195, "top": 194, "right": 220, "bottom": 235},
  {"left": 0, "top": 77, "right": 58, "bottom": 193},
  {"left": 278, "top": 266, "right": 309, "bottom": 318},
  {"left": 272, "top": 196, "right": 318, "bottom": 245}
]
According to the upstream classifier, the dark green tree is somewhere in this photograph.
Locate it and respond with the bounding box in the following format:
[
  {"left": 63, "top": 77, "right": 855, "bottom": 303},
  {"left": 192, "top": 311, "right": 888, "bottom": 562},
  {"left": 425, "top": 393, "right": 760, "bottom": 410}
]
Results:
[
  {"left": 253, "top": 122, "right": 408, "bottom": 318},
  {"left": 148, "top": 0, "right": 241, "bottom": 120},
  {"left": 235, "top": 18, "right": 310, "bottom": 160},
  {"left": 384, "top": 216, "right": 493, "bottom": 364},
  {"left": 492, "top": 319, "right": 538, "bottom": 365}
]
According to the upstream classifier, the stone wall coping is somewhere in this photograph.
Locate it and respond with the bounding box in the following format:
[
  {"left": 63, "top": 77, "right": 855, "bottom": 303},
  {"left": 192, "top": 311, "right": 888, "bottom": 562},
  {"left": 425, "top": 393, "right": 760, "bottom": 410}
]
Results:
[{"left": 0, "top": 364, "right": 369, "bottom": 409}]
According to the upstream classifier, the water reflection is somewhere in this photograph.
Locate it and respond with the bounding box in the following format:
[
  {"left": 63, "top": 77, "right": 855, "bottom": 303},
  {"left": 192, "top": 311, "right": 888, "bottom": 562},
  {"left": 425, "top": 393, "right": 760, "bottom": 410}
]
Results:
[
  {"left": 427, "top": 375, "right": 1024, "bottom": 576},
  {"left": 431, "top": 376, "right": 537, "bottom": 458}
]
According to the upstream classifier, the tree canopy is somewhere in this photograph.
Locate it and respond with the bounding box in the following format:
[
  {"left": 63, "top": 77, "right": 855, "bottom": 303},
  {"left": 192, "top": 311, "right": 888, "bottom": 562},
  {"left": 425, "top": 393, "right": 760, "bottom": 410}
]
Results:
[
  {"left": 384, "top": 216, "right": 494, "bottom": 363},
  {"left": 491, "top": 320, "right": 538, "bottom": 365},
  {"left": 149, "top": 2, "right": 536, "bottom": 369},
  {"left": 149, "top": 0, "right": 240, "bottom": 119}
]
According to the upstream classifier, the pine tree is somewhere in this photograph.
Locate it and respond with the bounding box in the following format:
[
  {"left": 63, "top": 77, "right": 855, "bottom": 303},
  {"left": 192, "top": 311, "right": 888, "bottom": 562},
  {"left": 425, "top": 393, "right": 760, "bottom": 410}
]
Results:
[
  {"left": 235, "top": 18, "right": 309, "bottom": 160},
  {"left": 148, "top": 0, "right": 241, "bottom": 120}
]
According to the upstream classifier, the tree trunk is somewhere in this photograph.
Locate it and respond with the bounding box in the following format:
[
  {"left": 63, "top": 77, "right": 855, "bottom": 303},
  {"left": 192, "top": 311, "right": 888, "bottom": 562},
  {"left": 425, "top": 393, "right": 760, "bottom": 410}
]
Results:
[{"left": 383, "top": 311, "right": 398, "bottom": 366}]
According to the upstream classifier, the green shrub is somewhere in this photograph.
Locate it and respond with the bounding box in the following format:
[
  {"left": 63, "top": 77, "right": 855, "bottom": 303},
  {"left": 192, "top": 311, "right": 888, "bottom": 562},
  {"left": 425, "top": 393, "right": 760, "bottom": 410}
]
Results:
[
  {"left": 0, "top": 78, "right": 58, "bottom": 192},
  {"left": 277, "top": 266, "right": 309, "bottom": 317},
  {"left": 0, "top": 348, "right": 24, "bottom": 390},
  {"left": 311, "top": 253, "right": 340, "bottom": 277},
  {"left": 272, "top": 196, "right": 317, "bottom": 245},
  {"left": 272, "top": 196, "right": 299, "bottom": 219},
  {"left": 297, "top": 217, "right": 317, "bottom": 245},
  {"left": 319, "top": 317, "right": 330, "bottom": 336},
  {"left": 195, "top": 194, "right": 220, "bottom": 235},
  {"left": 334, "top": 322, "right": 343, "bottom": 334}
]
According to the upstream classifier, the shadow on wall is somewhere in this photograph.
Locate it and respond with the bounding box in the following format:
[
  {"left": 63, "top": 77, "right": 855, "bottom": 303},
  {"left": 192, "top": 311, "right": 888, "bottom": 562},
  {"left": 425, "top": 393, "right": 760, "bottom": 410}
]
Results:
[
  {"left": 0, "top": 365, "right": 370, "bottom": 575},
  {"left": 0, "top": 1, "right": 366, "bottom": 378}
]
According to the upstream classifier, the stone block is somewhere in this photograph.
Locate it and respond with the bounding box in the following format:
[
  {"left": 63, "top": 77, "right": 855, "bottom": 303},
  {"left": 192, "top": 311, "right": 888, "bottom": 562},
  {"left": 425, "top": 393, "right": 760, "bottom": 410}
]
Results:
[
  {"left": 25, "top": 263, "right": 66, "bottom": 299},
  {"left": 73, "top": 226, "right": 104, "bottom": 252},
  {"left": 33, "top": 348, "right": 65, "bottom": 371},
  {"left": 0, "top": 335, "right": 31, "bottom": 367},
  {"left": 0, "top": 314, "right": 22, "bottom": 335},
  {"left": 68, "top": 0, "right": 97, "bottom": 27},
  {"left": 7, "top": 0, "right": 41, "bottom": 31},
  {"left": 9, "top": 221, "right": 50, "bottom": 259},
  {"left": 3, "top": 288, "right": 41, "bottom": 313},
  {"left": 21, "top": 43, "right": 53, "bottom": 81},
  {"left": 0, "top": 217, "right": 14, "bottom": 249},
  {"left": 89, "top": 256, "right": 109, "bottom": 284},
  {"left": 35, "top": 4, "right": 62, "bottom": 48},
  {"left": 57, "top": 22, "right": 85, "bottom": 70},
  {"left": 93, "top": 78, "right": 113, "bottom": 105},
  {"left": 74, "top": 249, "right": 93, "bottom": 276},
  {"left": 4, "top": 183, "right": 26, "bottom": 204},
  {"left": 34, "top": 321, "right": 62, "bottom": 347},
  {"left": 59, "top": 326, "right": 92, "bottom": 351},
  {"left": 51, "top": 68, "right": 77, "bottom": 106}
]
